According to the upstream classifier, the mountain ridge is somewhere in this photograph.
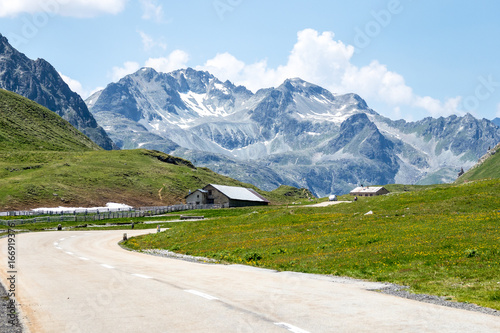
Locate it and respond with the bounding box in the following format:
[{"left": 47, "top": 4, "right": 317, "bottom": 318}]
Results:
[
  {"left": 456, "top": 141, "right": 500, "bottom": 183},
  {"left": 86, "top": 67, "right": 500, "bottom": 196},
  {"left": 0, "top": 33, "right": 115, "bottom": 150}
]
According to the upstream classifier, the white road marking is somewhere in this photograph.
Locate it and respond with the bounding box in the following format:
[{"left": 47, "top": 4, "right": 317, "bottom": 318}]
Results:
[
  {"left": 65, "top": 251, "right": 73, "bottom": 255},
  {"left": 100, "top": 264, "right": 114, "bottom": 269},
  {"left": 59, "top": 238, "right": 65, "bottom": 241},
  {"left": 53, "top": 242, "right": 58, "bottom": 246},
  {"left": 184, "top": 290, "right": 219, "bottom": 300},
  {"left": 274, "top": 322, "right": 310, "bottom": 333},
  {"left": 131, "top": 274, "right": 152, "bottom": 279},
  {"left": 55, "top": 246, "right": 62, "bottom": 250},
  {"left": 79, "top": 257, "right": 89, "bottom": 261},
  {"left": 71, "top": 236, "right": 76, "bottom": 238}
]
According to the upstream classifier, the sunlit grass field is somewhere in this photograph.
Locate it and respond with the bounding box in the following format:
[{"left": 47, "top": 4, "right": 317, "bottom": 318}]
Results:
[{"left": 124, "top": 179, "right": 500, "bottom": 310}]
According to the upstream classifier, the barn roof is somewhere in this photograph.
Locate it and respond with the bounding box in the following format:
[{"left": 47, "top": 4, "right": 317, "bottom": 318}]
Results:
[
  {"left": 207, "top": 184, "right": 270, "bottom": 203},
  {"left": 184, "top": 189, "right": 208, "bottom": 198},
  {"left": 350, "top": 186, "right": 386, "bottom": 194}
]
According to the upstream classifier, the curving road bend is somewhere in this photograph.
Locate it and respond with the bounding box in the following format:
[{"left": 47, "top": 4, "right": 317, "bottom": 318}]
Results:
[{"left": 1, "top": 230, "right": 499, "bottom": 333}]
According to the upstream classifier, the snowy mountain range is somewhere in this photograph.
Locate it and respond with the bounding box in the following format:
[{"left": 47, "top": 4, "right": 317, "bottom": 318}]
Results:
[{"left": 87, "top": 68, "right": 500, "bottom": 196}]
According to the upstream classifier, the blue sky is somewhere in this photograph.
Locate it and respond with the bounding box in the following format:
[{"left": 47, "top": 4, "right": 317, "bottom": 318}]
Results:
[{"left": 1, "top": 0, "right": 500, "bottom": 121}]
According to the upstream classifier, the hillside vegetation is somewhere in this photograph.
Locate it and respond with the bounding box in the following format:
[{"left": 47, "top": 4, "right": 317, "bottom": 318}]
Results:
[
  {"left": 126, "top": 179, "right": 500, "bottom": 310},
  {"left": 0, "top": 90, "right": 311, "bottom": 210},
  {"left": 456, "top": 143, "right": 500, "bottom": 183},
  {"left": 0, "top": 149, "right": 312, "bottom": 210},
  {"left": 0, "top": 89, "right": 101, "bottom": 151}
]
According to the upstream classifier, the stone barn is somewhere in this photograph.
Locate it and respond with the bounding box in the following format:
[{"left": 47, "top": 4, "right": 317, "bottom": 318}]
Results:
[{"left": 186, "top": 184, "right": 270, "bottom": 207}]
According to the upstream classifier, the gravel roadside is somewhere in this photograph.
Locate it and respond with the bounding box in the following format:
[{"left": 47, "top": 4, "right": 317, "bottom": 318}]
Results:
[
  {"left": 0, "top": 231, "right": 25, "bottom": 333},
  {"left": 0, "top": 281, "right": 24, "bottom": 333},
  {"left": 378, "top": 284, "right": 499, "bottom": 317}
]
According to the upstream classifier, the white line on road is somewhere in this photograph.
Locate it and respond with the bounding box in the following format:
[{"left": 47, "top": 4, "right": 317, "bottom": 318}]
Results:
[
  {"left": 59, "top": 238, "right": 65, "bottom": 241},
  {"left": 53, "top": 242, "right": 58, "bottom": 246},
  {"left": 100, "top": 264, "right": 114, "bottom": 269},
  {"left": 65, "top": 251, "right": 73, "bottom": 255},
  {"left": 184, "top": 290, "right": 219, "bottom": 300},
  {"left": 55, "top": 246, "right": 62, "bottom": 250},
  {"left": 131, "top": 274, "right": 153, "bottom": 279},
  {"left": 79, "top": 257, "right": 89, "bottom": 261},
  {"left": 274, "top": 322, "right": 310, "bottom": 333}
]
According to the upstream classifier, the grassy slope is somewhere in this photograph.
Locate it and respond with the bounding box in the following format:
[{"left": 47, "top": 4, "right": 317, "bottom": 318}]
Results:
[
  {"left": 125, "top": 179, "right": 500, "bottom": 310},
  {"left": 0, "top": 89, "right": 101, "bottom": 151},
  {"left": 0, "top": 149, "right": 308, "bottom": 210},
  {"left": 456, "top": 144, "right": 500, "bottom": 183},
  {"left": 0, "top": 90, "right": 310, "bottom": 210}
]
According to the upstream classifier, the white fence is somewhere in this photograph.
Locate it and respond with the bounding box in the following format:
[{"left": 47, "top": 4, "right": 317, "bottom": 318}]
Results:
[{"left": 0, "top": 203, "right": 229, "bottom": 226}]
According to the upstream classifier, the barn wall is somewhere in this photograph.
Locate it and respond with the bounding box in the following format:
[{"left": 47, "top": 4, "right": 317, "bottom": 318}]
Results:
[
  {"left": 228, "top": 200, "right": 268, "bottom": 208},
  {"left": 204, "top": 185, "right": 230, "bottom": 205}
]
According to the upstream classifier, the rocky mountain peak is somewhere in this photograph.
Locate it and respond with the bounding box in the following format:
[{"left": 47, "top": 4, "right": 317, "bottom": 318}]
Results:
[
  {"left": 279, "top": 77, "right": 330, "bottom": 97},
  {"left": 0, "top": 34, "right": 12, "bottom": 54},
  {"left": 0, "top": 33, "right": 115, "bottom": 149}
]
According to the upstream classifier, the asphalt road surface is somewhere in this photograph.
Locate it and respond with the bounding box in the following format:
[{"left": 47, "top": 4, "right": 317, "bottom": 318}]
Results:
[{"left": 1, "top": 230, "right": 499, "bottom": 333}]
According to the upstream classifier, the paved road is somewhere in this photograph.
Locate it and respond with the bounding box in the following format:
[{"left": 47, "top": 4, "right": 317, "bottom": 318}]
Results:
[{"left": 1, "top": 230, "right": 499, "bottom": 333}]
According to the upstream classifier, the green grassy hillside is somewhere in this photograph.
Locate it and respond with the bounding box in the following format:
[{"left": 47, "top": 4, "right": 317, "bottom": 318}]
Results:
[
  {"left": 0, "top": 90, "right": 310, "bottom": 210},
  {"left": 126, "top": 179, "right": 500, "bottom": 310},
  {"left": 0, "top": 89, "right": 101, "bottom": 151},
  {"left": 0, "top": 149, "right": 310, "bottom": 210},
  {"left": 456, "top": 143, "right": 500, "bottom": 183}
]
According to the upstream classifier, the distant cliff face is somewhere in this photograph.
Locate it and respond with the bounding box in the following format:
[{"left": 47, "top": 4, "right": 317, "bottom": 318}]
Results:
[
  {"left": 0, "top": 34, "right": 115, "bottom": 150},
  {"left": 86, "top": 67, "right": 500, "bottom": 196}
]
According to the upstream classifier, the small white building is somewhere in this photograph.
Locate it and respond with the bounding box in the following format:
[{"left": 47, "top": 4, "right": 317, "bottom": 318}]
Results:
[
  {"left": 328, "top": 194, "right": 337, "bottom": 201},
  {"left": 350, "top": 186, "right": 389, "bottom": 197}
]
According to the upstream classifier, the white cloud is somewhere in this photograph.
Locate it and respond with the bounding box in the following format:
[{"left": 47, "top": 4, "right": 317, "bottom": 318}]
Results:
[
  {"left": 59, "top": 73, "right": 105, "bottom": 99},
  {"left": 200, "top": 53, "right": 277, "bottom": 90},
  {"left": 111, "top": 61, "right": 140, "bottom": 82},
  {"left": 140, "top": 0, "right": 164, "bottom": 22},
  {"left": 280, "top": 29, "right": 354, "bottom": 88},
  {"left": 495, "top": 103, "right": 500, "bottom": 118},
  {"left": 414, "top": 96, "right": 463, "bottom": 117},
  {"left": 109, "top": 50, "right": 189, "bottom": 83},
  {"left": 145, "top": 50, "right": 190, "bottom": 73},
  {"left": 89, "top": 86, "right": 105, "bottom": 97},
  {"left": 138, "top": 31, "right": 167, "bottom": 51},
  {"left": 496, "top": 103, "right": 500, "bottom": 118},
  {"left": 59, "top": 72, "right": 88, "bottom": 98},
  {"left": 0, "top": 0, "right": 127, "bottom": 18},
  {"left": 340, "top": 61, "right": 413, "bottom": 105},
  {"left": 198, "top": 28, "right": 463, "bottom": 119}
]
